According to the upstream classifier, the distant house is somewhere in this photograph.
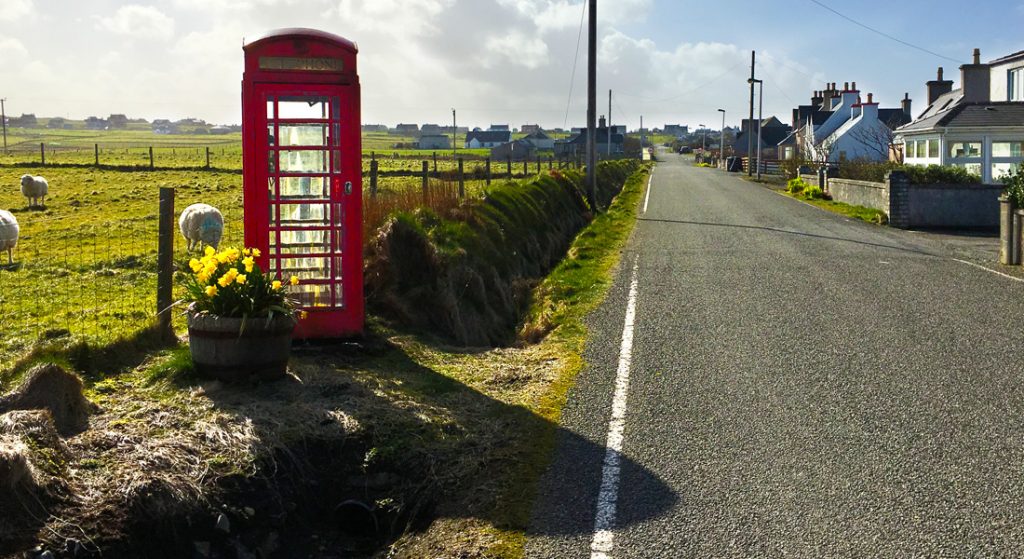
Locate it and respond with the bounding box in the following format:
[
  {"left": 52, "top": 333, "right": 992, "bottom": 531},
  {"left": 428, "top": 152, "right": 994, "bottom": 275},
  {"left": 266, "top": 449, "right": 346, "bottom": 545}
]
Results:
[
  {"left": 11, "top": 113, "right": 37, "bottom": 128},
  {"left": 521, "top": 124, "right": 542, "bottom": 134},
  {"left": 420, "top": 124, "right": 442, "bottom": 135},
  {"left": 210, "top": 126, "right": 233, "bottom": 135},
  {"left": 46, "top": 117, "right": 67, "bottom": 129},
  {"left": 732, "top": 117, "right": 793, "bottom": 158},
  {"left": 896, "top": 48, "right": 1024, "bottom": 183},
  {"left": 488, "top": 124, "right": 510, "bottom": 132},
  {"left": 664, "top": 124, "right": 689, "bottom": 137},
  {"left": 418, "top": 134, "right": 451, "bottom": 150},
  {"left": 465, "top": 130, "right": 512, "bottom": 149},
  {"left": 152, "top": 119, "right": 179, "bottom": 134},
  {"left": 394, "top": 123, "right": 420, "bottom": 135},
  {"left": 521, "top": 130, "right": 554, "bottom": 150},
  {"left": 556, "top": 118, "right": 624, "bottom": 156},
  {"left": 491, "top": 140, "right": 536, "bottom": 161},
  {"left": 84, "top": 116, "right": 108, "bottom": 130},
  {"left": 107, "top": 114, "right": 129, "bottom": 129},
  {"left": 362, "top": 124, "right": 389, "bottom": 133}
]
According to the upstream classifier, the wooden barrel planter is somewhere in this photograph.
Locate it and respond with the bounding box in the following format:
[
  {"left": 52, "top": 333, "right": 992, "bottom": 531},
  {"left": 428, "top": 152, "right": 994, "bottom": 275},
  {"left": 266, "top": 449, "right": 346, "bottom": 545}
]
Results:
[{"left": 187, "top": 313, "right": 296, "bottom": 382}]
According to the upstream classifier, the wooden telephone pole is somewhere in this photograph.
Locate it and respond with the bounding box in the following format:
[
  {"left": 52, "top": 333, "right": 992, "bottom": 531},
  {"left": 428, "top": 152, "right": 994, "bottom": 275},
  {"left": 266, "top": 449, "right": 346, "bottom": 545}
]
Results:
[
  {"left": 1, "top": 98, "right": 7, "bottom": 154},
  {"left": 747, "top": 50, "right": 756, "bottom": 176},
  {"left": 586, "top": 0, "right": 597, "bottom": 210}
]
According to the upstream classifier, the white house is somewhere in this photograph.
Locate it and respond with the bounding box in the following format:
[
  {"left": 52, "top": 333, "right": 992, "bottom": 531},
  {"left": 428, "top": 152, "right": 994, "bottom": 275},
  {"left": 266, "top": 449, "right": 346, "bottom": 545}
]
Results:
[
  {"left": 897, "top": 49, "right": 1024, "bottom": 184},
  {"left": 521, "top": 130, "right": 555, "bottom": 150},
  {"left": 465, "top": 130, "right": 512, "bottom": 149},
  {"left": 802, "top": 82, "right": 912, "bottom": 163},
  {"left": 418, "top": 134, "right": 451, "bottom": 150}
]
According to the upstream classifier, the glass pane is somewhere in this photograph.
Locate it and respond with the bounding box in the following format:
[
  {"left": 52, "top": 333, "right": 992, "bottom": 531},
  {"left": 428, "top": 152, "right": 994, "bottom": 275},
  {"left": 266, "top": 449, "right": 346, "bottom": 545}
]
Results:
[
  {"left": 268, "top": 151, "right": 276, "bottom": 173},
  {"left": 332, "top": 151, "right": 342, "bottom": 174},
  {"left": 268, "top": 178, "right": 276, "bottom": 200},
  {"left": 279, "top": 177, "right": 329, "bottom": 199},
  {"left": 905, "top": 141, "right": 915, "bottom": 159},
  {"left": 279, "top": 150, "right": 328, "bottom": 173},
  {"left": 928, "top": 139, "right": 939, "bottom": 158},
  {"left": 267, "top": 125, "right": 276, "bottom": 146},
  {"left": 332, "top": 124, "right": 341, "bottom": 146},
  {"left": 278, "top": 96, "right": 332, "bottom": 119},
  {"left": 993, "top": 162, "right": 1020, "bottom": 180},
  {"left": 916, "top": 141, "right": 927, "bottom": 159},
  {"left": 333, "top": 283, "right": 345, "bottom": 306},
  {"left": 956, "top": 163, "right": 983, "bottom": 176},
  {"left": 949, "top": 142, "right": 982, "bottom": 158},
  {"left": 289, "top": 284, "right": 332, "bottom": 308},
  {"left": 266, "top": 100, "right": 275, "bottom": 118},
  {"left": 279, "top": 203, "right": 329, "bottom": 224},
  {"left": 992, "top": 142, "right": 1024, "bottom": 158},
  {"left": 279, "top": 229, "right": 330, "bottom": 251},
  {"left": 277, "top": 257, "right": 330, "bottom": 280},
  {"left": 333, "top": 257, "right": 344, "bottom": 280},
  {"left": 278, "top": 125, "right": 328, "bottom": 147}
]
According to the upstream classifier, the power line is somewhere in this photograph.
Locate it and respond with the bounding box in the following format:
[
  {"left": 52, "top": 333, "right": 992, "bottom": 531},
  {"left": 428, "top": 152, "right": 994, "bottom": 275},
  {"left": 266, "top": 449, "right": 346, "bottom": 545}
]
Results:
[
  {"left": 563, "top": 0, "right": 588, "bottom": 129},
  {"left": 808, "top": 0, "right": 965, "bottom": 64}
]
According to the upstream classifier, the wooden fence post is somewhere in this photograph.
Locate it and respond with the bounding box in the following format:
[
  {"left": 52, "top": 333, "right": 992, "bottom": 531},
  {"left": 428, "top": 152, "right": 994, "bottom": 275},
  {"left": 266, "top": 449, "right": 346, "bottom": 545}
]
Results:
[
  {"left": 548, "top": 156, "right": 553, "bottom": 170},
  {"left": 149, "top": 146, "right": 154, "bottom": 169},
  {"left": 485, "top": 157, "right": 491, "bottom": 186},
  {"left": 422, "top": 160, "right": 429, "bottom": 202},
  {"left": 370, "top": 159, "right": 378, "bottom": 198},
  {"left": 523, "top": 159, "right": 528, "bottom": 175},
  {"left": 507, "top": 155, "right": 512, "bottom": 177},
  {"left": 94, "top": 144, "right": 99, "bottom": 166},
  {"left": 536, "top": 155, "right": 541, "bottom": 174},
  {"left": 40, "top": 143, "right": 45, "bottom": 165},
  {"left": 458, "top": 157, "right": 465, "bottom": 198},
  {"left": 205, "top": 147, "right": 211, "bottom": 169},
  {"left": 433, "top": 152, "right": 438, "bottom": 173},
  {"left": 157, "top": 187, "right": 175, "bottom": 341}
]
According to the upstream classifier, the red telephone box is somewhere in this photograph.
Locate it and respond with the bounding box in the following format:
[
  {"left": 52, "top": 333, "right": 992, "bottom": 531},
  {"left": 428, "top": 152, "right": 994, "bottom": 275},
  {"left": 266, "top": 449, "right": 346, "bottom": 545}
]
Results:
[{"left": 242, "top": 28, "right": 363, "bottom": 339}]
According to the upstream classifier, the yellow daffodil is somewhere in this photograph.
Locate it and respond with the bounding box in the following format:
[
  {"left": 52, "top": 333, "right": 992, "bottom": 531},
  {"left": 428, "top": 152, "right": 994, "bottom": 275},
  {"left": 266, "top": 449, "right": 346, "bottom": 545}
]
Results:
[
  {"left": 289, "top": 275, "right": 300, "bottom": 286},
  {"left": 299, "top": 311, "right": 309, "bottom": 320},
  {"left": 272, "top": 280, "right": 282, "bottom": 290},
  {"left": 242, "top": 257, "right": 255, "bottom": 273},
  {"left": 205, "top": 246, "right": 216, "bottom": 257},
  {"left": 189, "top": 259, "right": 202, "bottom": 273},
  {"left": 236, "top": 274, "right": 247, "bottom": 285},
  {"left": 205, "top": 285, "right": 218, "bottom": 297},
  {"left": 217, "top": 275, "right": 232, "bottom": 288},
  {"left": 251, "top": 248, "right": 261, "bottom": 258},
  {"left": 242, "top": 248, "right": 252, "bottom": 257}
]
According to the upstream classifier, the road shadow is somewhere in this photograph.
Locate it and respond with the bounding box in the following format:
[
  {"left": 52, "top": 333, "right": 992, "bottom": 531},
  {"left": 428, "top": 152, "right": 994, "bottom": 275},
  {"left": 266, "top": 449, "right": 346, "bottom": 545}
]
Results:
[{"left": 639, "top": 217, "right": 943, "bottom": 258}]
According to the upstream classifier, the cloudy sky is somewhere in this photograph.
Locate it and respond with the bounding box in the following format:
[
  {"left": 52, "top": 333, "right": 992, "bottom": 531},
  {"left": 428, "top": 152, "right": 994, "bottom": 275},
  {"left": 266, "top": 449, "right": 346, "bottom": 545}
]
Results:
[{"left": 1, "top": 0, "right": 1021, "bottom": 130}]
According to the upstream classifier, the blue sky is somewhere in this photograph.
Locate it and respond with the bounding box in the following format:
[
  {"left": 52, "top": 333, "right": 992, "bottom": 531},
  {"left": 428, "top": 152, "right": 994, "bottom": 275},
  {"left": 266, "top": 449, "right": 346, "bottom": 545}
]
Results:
[{"left": 0, "top": 0, "right": 1021, "bottom": 130}]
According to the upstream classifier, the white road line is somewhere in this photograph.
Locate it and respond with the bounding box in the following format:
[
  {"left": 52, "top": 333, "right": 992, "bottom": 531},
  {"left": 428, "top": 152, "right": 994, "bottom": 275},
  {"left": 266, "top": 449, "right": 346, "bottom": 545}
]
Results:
[
  {"left": 642, "top": 172, "right": 654, "bottom": 214},
  {"left": 589, "top": 256, "right": 640, "bottom": 559},
  {"left": 953, "top": 258, "right": 1024, "bottom": 283}
]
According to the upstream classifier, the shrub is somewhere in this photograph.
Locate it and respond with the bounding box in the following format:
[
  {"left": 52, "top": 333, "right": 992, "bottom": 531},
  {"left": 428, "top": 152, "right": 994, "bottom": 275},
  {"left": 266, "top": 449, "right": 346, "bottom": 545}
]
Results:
[
  {"left": 902, "top": 164, "right": 981, "bottom": 185},
  {"left": 836, "top": 159, "right": 900, "bottom": 183},
  {"left": 802, "top": 184, "right": 825, "bottom": 200},
  {"left": 1002, "top": 167, "right": 1024, "bottom": 207},
  {"left": 786, "top": 177, "right": 806, "bottom": 195}
]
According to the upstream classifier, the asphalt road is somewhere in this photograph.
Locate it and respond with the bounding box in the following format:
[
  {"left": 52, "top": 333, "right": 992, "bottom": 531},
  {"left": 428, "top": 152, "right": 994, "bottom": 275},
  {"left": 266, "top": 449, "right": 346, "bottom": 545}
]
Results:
[{"left": 527, "top": 151, "right": 1024, "bottom": 557}]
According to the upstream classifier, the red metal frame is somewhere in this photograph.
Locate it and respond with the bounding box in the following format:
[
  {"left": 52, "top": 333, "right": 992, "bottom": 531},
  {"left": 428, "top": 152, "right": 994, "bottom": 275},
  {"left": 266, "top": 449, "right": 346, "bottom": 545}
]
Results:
[{"left": 242, "top": 29, "right": 363, "bottom": 339}]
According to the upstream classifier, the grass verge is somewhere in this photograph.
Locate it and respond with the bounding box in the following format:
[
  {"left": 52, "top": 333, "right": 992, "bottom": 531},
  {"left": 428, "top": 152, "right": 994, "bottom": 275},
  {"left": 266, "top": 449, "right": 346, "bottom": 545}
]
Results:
[{"left": 784, "top": 192, "right": 889, "bottom": 225}]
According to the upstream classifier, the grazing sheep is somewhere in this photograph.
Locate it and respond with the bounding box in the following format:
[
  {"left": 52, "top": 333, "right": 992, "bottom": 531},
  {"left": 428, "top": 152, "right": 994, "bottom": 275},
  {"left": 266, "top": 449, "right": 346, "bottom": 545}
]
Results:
[
  {"left": 178, "top": 203, "right": 224, "bottom": 252},
  {"left": 20, "top": 175, "right": 48, "bottom": 208},
  {"left": 0, "top": 209, "right": 18, "bottom": 264}
]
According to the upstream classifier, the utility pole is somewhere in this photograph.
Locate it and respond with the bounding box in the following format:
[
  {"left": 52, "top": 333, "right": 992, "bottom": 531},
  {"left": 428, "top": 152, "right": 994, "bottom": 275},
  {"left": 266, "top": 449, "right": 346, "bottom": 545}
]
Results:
[
  {"left": 586, "top": 0, "right": 597, "bottom": 210},
  {"left": 717, "top": 108, "right": 726, "bottom": 162},
  {"left": 452, "top": 108, "right": 457, "bottom": 158},
  {"left": 747, "top": 50, "right": 756, "bottom": 176},
  {"left": 756, "top": 80, "right": 764, "bottom": 180},
  {"left": 640, "top": 114, "right": 644, "bottom": 158},
  {"left": 1, "top": 98, "right": 7, "bottom": 154},
  {"left": 608, "top": 89, "right": 613, "bottom": 157}
]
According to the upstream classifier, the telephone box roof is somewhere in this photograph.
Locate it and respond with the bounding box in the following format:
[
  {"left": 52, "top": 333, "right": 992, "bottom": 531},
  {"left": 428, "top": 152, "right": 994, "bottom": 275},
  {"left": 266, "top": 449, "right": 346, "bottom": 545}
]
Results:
[{"left": 244, "top": 28, "right": 357, "bottom": 54}]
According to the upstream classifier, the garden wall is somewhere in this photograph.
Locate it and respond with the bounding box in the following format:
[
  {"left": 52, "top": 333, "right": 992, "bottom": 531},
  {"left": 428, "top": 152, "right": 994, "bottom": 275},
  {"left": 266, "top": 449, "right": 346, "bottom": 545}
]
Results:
[{"left": 828, "top": 178, "right": 888, "bottom": 213}]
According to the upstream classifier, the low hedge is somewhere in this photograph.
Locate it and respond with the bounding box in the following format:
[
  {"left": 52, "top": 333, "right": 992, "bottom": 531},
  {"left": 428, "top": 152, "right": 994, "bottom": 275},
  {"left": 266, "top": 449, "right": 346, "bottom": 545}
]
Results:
[{"left": 836, "top": 160, "right": 981, "bottom": 185}]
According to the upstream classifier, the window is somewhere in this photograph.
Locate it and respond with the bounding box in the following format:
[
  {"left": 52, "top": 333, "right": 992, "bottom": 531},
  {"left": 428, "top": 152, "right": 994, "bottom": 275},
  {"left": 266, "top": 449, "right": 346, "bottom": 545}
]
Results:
[
  {"left": 992, "top": 142, "right": 1024, "bottom": 158},
  {"left": 992, "top": 162, "right": 1020, "bottom": 180},
  {"left": 905, "top": 141, "right": 916, "bottom": 159},
  {"left": 1009, "top": 68, "right": 1024, "bottom": 102},
  {"left": 956, "top": 163, "right": 983, "bottom": 176},
  {"left": 928, "top": 139, "right": 939, "bottom": 158},
  {"left": 916, "top": 141, "right": 927, "bottom": 159},
  {"left": 949, "top": 142, "right": 982, "bottom": 158}
]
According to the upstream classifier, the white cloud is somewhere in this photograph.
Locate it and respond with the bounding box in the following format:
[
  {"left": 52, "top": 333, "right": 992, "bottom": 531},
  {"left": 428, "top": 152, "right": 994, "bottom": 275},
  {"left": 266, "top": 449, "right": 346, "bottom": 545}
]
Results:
[
  {"left": 483, "top": 31, "right": 550, "bottom": 69},
  {"left": 0, "top": 0, "right": 32, "bottom": 22},
  {"left": 0, "top": 37, "right": 29, "bottom": 59},
  {"left": 97, "top": 5, "right": 175, "bottom": 40},
  {"left": 333, "top": 0, "right": 456, "bottom": 36}
]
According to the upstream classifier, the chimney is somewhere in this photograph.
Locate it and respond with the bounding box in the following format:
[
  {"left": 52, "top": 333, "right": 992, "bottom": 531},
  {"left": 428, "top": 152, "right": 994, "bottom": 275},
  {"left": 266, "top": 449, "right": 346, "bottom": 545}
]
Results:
[
  {"left": 599, "top": 115, "right": 606, "bottom": 128},
  {"left": 812, "top": 90, "right": 824, "bottom": 108},
  {"left": 901, "top": 93, "right": 913, "bottom": 118},
  {"left": 851, "top": 81, "right": 858, "bottom": 92},
  {"left": 961, "top": 48, "right": 991, "bottom": 103},
  {"left": 926, "top": 66, "right": 954, "bottom": 105},
  {"left": 844, "top": 81, "right": 850, "bottom": 91},
  {"left": 861, "top": 93, "right": 879, "bottom": 121}
]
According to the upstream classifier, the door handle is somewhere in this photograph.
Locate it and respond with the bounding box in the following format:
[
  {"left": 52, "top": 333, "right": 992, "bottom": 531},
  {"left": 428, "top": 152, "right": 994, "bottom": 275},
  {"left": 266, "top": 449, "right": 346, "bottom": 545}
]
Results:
[{"left": 344, "top": 181, "right": 353, "bottom": 195}]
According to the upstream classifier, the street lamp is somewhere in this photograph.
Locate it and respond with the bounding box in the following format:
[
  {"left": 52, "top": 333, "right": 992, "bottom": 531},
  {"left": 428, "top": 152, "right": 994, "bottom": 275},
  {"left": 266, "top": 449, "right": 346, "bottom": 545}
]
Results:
[
  {"left": 717, "top": 108, "right": 726, "bottom": 164},
  {"left": 748, "top": 78, "right": 764, "bottom": 179}
]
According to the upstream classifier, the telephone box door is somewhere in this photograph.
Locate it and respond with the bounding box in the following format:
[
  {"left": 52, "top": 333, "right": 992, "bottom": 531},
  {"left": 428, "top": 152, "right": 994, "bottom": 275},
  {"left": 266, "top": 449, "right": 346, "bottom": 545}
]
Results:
[{"left": 251, "top": 84, "right": 362, "bottom": 338}]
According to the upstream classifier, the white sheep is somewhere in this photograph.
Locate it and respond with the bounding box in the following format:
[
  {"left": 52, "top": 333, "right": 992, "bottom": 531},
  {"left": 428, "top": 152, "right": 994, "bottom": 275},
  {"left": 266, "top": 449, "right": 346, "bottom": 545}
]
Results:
[
  {"left": 0, "top": 209, "right": 19, "bottom": 264},
  {"left": 20, "top": 175, "right": 48, "bottom": 208},
  {"left": 178, "top": 203, "right": 224, "bottom": 252}
]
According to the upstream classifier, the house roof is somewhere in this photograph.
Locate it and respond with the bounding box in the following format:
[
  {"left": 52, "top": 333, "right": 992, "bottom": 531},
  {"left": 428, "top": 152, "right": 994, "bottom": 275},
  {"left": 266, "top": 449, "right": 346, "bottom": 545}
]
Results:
[
  {"left": 466, "top": 130, "right": 512, "bottom": 144},
  {"left": 523, "top": 130, "right": 551, "bottom": 140},
  {"left": 567, "top": 128, "right": 624, "bottom": 144},
  {"left": 916, "top": 89, "right": 964, "bottom": 121},
  {"left": 877, "top": 108, "right": 912, "bottom": 128},
  {"left": 734, "top": 126, "right": 793, "bottom": 150},
  {"left": 900, "top": 102, "right": 1024, "bottom": 133},
  {"left": 989, "top": 50, "right": 1024, "bottom": 66}
]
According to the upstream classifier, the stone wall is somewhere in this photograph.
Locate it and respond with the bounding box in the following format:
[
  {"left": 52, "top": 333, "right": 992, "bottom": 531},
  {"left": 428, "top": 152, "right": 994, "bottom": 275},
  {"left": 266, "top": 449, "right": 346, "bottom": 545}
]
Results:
[{"left": 828, "top": 178, "right": 889, "bottom": 213}]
